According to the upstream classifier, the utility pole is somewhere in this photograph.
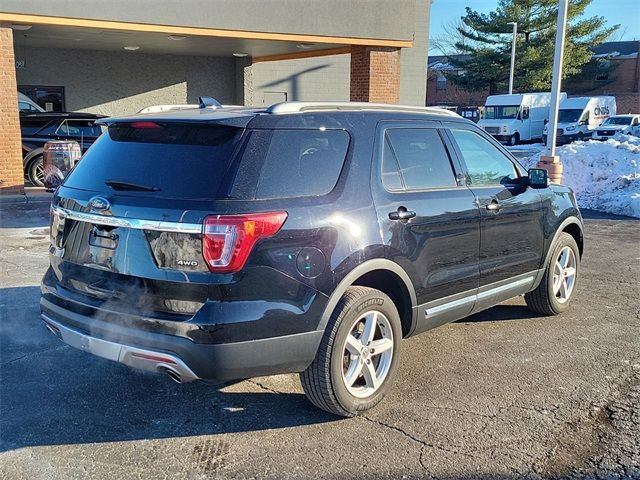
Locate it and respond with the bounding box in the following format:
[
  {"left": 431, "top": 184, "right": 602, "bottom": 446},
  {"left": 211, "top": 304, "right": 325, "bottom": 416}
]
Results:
[
  {"left": 508, "top": 22, "right": 517, "bottom": 94},
  {"left": 537, "top": 0, "right": 569, "bottom": 183}
]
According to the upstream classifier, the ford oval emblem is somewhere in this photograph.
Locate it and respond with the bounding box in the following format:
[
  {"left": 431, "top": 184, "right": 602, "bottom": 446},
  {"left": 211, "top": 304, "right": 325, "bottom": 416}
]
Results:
[{"left": 88, "top": 196, "right": 110, "bottom": 211}]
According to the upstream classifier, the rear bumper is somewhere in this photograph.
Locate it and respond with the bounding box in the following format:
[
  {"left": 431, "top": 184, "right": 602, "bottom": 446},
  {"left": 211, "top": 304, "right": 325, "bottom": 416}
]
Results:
[{"left": 40, "top": 295, "right": 324, "bottom": 382}]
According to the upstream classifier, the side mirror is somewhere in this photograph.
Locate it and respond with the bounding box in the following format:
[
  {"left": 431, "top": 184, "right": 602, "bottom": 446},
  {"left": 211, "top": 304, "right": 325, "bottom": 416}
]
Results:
[
  {"left": 527, "top": 168, "right": 548, "bottom": 189},
  {"left": 544, "top": 119, "right": 549, "bottom": 125}
]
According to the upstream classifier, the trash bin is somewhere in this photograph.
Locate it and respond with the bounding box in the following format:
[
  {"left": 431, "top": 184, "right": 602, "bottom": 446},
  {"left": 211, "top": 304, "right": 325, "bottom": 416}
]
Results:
[{"left": 43, "top": 140, "right": 82, "bottom": 190}]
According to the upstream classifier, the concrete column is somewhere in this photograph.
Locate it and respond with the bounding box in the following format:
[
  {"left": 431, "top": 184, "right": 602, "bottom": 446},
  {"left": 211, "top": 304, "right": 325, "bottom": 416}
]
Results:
[
  {"left": 0, "top": 23, "right": 24, "bottom": 194},
  {"left": 350, "top": 46, "right": 400, "bottom": 104}
]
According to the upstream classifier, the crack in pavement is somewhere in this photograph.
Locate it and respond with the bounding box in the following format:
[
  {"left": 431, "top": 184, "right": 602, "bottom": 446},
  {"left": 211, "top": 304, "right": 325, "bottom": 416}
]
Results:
[
  {"left": 361, "top": 414, "right": 480, "bottom": 470},
  {"left": 246, "top": 379, "right": 283, "bottom": 395},
  {"left": 1, "top": 345, "right": 68, "bottom": 366}
]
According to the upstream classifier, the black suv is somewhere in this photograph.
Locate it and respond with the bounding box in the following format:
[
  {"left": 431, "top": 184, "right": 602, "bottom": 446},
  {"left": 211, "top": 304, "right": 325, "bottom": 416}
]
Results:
[
  {"left": 20, "top": 112, "right": 104, "bottom": 186},
  {"left": 41, "top": 101, "right": 583, "bottom": 417}
]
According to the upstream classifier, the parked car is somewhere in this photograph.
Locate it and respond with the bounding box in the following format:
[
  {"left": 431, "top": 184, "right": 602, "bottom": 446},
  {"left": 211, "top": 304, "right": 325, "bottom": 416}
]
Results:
[
  {"left": 41, "top": 100, "right": 584, "bottom": 417},
  {"left": 592, "top": 114, "right": 640, "bottom": 140},
  {"left": 20, "top": 112, "right": 105, "bottom": 186},
  {"left": 479, "top": 92, "right": 567, "bottom": 145},
  {"left": 543, "top": 96, "right": 616, "bottom": 145},
  {"left": 18, "top": 92, "right": 45, "bottom": 113}
]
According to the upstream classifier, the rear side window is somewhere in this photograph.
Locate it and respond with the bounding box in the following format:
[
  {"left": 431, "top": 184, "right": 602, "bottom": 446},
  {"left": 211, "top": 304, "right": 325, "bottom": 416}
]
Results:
[
  {"left": 382, "top": 128, "right": 456, "bottom": 191},
  {"left": 56, "top": 120, "right": 102, "bottom": 138},
  {"left": 20, "top": 119, "right": 50, "bottom": 135},
  {"left": 232, "top": 129, "right": 349, "bottom": 199},
  {"left": 63, "top": 123, "right": 243, "bottom": 199}
]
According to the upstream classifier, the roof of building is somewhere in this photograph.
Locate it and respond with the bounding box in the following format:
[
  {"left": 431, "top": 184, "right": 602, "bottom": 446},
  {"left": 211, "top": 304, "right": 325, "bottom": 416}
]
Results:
[
  {"left": 591, "top": 40, "right": 639, "bottom": 59},
  {"left": 427, "top": 54, "right": 470, "bottom": 71}
]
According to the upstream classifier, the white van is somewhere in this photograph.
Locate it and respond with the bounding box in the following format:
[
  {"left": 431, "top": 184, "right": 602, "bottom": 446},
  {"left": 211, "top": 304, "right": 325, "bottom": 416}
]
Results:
[
  {"left": 543, "top": 96, "right": 616, "bottom": 144},
  {"left": 479, "top": 92, "right": 566, "bottom": 145}
]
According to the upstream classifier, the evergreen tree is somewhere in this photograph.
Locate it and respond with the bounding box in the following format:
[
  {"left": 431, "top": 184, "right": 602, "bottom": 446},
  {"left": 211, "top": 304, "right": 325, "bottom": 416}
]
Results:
[{"left": 448, "top": 0, "right": 618, "bottom": 94}]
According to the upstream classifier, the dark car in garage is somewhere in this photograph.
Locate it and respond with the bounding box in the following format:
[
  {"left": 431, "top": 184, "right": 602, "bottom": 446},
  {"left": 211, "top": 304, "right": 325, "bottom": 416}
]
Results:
[{"left": 20, "top": 112, "right": 105, "bottom": 186}]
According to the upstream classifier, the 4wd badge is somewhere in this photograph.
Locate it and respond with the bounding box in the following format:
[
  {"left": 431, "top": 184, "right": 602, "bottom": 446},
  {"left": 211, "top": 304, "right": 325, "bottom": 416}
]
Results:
[{"left": 177, "top": 260, "right": 198, "bottom": 267}]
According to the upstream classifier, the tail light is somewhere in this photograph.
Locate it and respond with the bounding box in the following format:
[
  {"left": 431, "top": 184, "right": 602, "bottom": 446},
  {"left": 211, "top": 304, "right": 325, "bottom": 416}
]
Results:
[{"left": 203, "top": 211, "right": 287, "bottom": 273}]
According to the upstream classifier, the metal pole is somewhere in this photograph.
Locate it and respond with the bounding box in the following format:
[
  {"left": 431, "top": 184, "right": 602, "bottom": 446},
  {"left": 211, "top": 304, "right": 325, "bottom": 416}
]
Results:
[
  {"left": 508, "top": 22, "right": 517, "bottom": 94},
  {"left": 546, "top": 0, "right": 569, "bottom": 156}
]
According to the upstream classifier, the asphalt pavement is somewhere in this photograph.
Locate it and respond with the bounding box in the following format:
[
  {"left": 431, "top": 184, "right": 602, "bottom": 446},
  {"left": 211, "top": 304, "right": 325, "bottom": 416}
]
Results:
[{"left": 0, "top": 200, "right": 638, "bottom": 479}]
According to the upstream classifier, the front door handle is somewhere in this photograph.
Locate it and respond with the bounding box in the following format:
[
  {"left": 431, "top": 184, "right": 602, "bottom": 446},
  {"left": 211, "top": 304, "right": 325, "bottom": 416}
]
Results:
[
  {"left": 486, "top": 199, "right": 502, "bottom": 212},
  {"left": 389, "top": 207, "right": 416, "bottom": 220}
]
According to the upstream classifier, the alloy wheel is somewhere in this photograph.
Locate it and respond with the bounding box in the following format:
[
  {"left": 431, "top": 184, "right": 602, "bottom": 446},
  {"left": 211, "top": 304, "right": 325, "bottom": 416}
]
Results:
[
  {"left": 341, "top": 310, "right": 394, "bottom": 398},
  {"left": 553, "top": 246, "right": 577, "bottom": 303}
]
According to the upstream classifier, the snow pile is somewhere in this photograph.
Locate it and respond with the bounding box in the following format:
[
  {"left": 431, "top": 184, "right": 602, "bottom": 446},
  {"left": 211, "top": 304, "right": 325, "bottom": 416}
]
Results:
[{"left": 517, "top": 136, "right": 640, "bottom": 218}]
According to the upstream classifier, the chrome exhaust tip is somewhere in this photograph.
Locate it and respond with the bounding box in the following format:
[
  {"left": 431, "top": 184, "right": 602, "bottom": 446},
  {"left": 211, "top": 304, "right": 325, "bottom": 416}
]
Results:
[{"left": 159, "top": 366, "right": 183, "bottom": 384}]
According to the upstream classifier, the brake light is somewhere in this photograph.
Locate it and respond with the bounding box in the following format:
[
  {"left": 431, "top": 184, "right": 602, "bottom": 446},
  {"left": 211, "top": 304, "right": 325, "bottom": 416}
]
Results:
[
  {"left": 203, "top": 212, "right": 287, "bottom": 272},
  {"left": 130, "top": 121, "right": 161, "bottom": 129}
]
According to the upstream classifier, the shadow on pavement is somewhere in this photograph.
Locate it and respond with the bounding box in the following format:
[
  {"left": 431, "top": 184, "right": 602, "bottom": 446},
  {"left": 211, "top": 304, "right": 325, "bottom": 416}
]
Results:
[
  {"left": 580, "top": 209, "right": 639, "bottom": 221},
  {"left": 457, "top": 304, "right": 544, "bottom": 324},
  {"left": 0, "top": 286, "right": 338, "bottom": 453},
  {"left": 0, "top": 202, "right": 51, "bottom": 229}
]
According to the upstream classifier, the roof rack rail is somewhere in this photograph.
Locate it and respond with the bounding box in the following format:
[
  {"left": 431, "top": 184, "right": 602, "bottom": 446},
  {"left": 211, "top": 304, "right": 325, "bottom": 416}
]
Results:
[
  {"left": 265, "top": 101, "right": 460, "bottom": 117},
  {"left": 198, "top": 96, "right": 222, "bottom": 109}
]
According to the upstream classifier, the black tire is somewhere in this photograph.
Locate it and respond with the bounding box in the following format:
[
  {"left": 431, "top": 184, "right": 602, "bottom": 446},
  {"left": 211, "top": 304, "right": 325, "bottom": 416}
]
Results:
[
  {"left": 509, "top": 133, "right": 519, "bottom": 146},
  {"left": 300, "top": 286, "right": 402, "bottom": 417},
  {"left": 27, "top": 156, "right": 45, "bottom": 187},
  {"left": 577, "top": 132, "right": 584, "bottom": 142},
  {"left": 525, "top": 232, "right": 580, "bottom": 315}
]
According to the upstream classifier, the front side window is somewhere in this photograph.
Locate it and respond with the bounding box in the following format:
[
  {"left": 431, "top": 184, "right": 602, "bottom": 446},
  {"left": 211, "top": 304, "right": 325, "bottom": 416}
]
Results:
[
  {"left": 450, "top": 128, "right": 518, "bottom": 186},
  {"left": 382, "top": 128, "right": 456, "bottom": 191}
]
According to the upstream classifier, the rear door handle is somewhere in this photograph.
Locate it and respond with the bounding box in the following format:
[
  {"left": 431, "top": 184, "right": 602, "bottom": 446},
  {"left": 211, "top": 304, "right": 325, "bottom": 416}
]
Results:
[
  {"left": 389, "top": 208, "right": 416, "bottom": 220},
  {"left": 486, "top": 199, "right": 502, "bottom": 212}
]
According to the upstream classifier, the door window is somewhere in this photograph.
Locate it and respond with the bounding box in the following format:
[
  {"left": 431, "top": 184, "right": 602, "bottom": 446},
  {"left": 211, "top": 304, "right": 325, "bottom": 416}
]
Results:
[
  {"left": 382, "top": 128, "right": 456, "bottom": 191},
  {"left": 449, "top": 129, "right": 518, "bottom": 186}
]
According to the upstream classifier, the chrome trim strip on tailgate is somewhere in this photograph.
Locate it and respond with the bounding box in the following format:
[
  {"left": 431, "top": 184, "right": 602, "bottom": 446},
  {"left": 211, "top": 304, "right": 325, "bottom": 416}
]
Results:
[{"left": 52, "top": 206, "right": 202, "bottom": 234}]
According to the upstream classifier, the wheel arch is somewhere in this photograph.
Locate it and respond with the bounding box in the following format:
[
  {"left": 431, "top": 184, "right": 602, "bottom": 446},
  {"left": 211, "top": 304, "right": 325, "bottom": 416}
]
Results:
[
  {"left": 320, "top": 259, "right": 417, "bottom": 338},
  {"left": 533, "top": 216, "right": 584, "bottom": 289},
  {"left": 23, "top": 147, "right": 44, "bottom": 167}
]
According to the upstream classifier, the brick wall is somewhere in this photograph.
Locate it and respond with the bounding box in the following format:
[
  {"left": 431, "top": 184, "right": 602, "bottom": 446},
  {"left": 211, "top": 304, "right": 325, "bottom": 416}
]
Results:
[
  {"left": 615, "top": 93, "right": 640, "bottom": 114},
  {"left": 426, "top": 71, "right": 489, "bottom": 107},
  {"left": 350, "top": 46, "right": 400, "bottom": 103},
  {"left": 0, "top": 23, "right": 24, "bottom": 194},
  {"left": 566, "top": 57, "right": 640, "bottom": 96}
]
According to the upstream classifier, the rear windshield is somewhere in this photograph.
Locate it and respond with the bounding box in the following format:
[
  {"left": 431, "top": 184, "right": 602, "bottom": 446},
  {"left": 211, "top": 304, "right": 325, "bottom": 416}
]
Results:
[{"left": 63, "top": 123, "right": 243, "bottom": 199}]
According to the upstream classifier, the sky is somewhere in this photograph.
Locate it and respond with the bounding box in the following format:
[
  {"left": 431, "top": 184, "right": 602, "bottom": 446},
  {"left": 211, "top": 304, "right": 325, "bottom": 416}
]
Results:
[{"left": 428, "top": 0, "right": 640, "bottom": 54}]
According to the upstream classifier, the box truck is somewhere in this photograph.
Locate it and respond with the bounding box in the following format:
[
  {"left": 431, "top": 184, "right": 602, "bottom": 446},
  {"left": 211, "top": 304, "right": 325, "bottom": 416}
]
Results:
[
  {"left": 543, "top": 96, "right": 616, "bottom": 144},
  {"left": 479, "top": 92, "right": 566, "bottom": 145}
]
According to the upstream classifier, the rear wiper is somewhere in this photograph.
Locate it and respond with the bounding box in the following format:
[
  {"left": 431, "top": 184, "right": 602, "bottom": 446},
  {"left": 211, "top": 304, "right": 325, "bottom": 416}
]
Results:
[{"left": 105, "top": 180, "right": 160, "bottom": 192}]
